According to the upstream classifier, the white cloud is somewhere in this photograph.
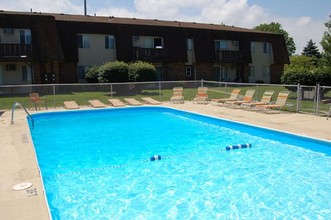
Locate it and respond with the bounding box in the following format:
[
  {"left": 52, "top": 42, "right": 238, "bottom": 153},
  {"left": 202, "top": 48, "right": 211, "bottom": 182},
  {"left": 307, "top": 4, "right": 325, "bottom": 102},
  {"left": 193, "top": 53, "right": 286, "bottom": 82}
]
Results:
[
  {"left": 278, "top": 16, "right": 325, "bottom": 53},
  {"left": 0, "top": 0, "right": 82, "bottom": 14}
]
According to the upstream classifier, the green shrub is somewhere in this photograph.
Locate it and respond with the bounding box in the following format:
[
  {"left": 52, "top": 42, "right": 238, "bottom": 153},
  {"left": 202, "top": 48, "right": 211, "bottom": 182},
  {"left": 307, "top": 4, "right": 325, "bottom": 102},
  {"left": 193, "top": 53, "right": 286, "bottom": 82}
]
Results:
[
  {"left": 281, "top": 55, "right": 331, "bottom": 86},
  {"left": 85, "top": 66, "right": 100, "bottom": 83},
  {"left": 128, "top": 61, "right": 156, "bottom": 81},
  {"left": 281, "top": 68, "right": 331, "bottom": 86},
  {"left": 98, "top": 61, "right": 129, "bottom": 83},
  {"left": 314, "top": 68, "right": 331, "bottom": 86}
]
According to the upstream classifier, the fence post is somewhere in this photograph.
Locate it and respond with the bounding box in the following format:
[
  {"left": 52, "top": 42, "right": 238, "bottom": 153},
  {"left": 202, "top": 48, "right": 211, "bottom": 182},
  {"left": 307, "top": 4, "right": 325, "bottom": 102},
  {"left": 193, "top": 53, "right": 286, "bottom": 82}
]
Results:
[
  {"left": 111, "top": 83, "right": 113, "bottom": 98},
  {"left": 256, "top": 84, "right": 259, "bottom": 100},
  {"left": 53, "top": 84, "right": 56, "bottom": 109},
  {"left": 316, "top": 84, "right": 320, "bottom": 116},
  {"left": 159, "top": 81, "right": 162, "bottom": 101},
  {"left": 296, "top": 83, "right": 301, "bottom": 113},
  {"left": 201, "top": 79, "right": 204, "bottom": 87}
]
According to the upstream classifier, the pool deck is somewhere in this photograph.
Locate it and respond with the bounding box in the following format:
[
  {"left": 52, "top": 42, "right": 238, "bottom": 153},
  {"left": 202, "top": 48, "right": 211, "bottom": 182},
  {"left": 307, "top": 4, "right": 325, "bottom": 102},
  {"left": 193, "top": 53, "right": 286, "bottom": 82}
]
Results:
[{"left": 0, "top": 102, "right": 330, "bottom": 220}]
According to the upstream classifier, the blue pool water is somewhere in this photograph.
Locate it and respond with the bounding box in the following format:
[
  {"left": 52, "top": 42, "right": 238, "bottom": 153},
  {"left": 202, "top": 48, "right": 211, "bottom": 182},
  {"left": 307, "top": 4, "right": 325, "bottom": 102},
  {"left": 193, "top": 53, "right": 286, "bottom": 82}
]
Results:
[{"left": 28, "top": 107, "right": 331, "bottom": 219}]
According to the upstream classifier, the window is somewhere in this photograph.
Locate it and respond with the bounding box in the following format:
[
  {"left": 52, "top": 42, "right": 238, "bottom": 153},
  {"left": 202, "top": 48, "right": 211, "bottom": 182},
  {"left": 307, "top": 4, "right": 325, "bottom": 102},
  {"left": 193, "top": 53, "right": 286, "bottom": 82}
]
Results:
[
  {"left": 21, "top": 66, "right": 31, "bottom": 81},
  {"left": 77, "top": 34, "right": 90, "bottom": 48},
  {"left": 249, "top": 65, "right": 255, "bottom": 77},
  {"left": 19, "top": 30, "right": 32, "bottom": 44},
  {"left": 263, "top": 42, "right": 271, "bottom": 53},
  {"left": 263, "top": 66, "right": 270, "bottom": 77},
  {"left": 214, "top": 40, "right": 228, "bottom": 50},
  {"left": 4, "top": 28, "right": 14, "bottom": 34},
  {"left": 251, "top": 42, "right": 255, "bottom": 53},
  {"left": 215, "top": 66, "right": 227, "bottom": 81},
  {"left": 132, "top": 36, "right": 139, "bottom": 41},
  {"left": 77, "top": 66, "right": 91, "bottom": 81},
  {"left": 186, "top": 38, "right": 193, "bottom": 51},
  {"left": 154, "top": 37, "right": 163, "bottom": 48},
  {"left": 22, "top": 66, "right": 28, "bottom": 81},
  {"left": 185, "top": 66, "right": 192, "bottom": 77},
  {"left": 220, "top": 40, "right": 228, "bottom": 49},
  {"left": 105, "top": 35, "right": 115, "bottom": 49},
  {"left": 6, "top": 64, "right": 16, "bottom": 71}
]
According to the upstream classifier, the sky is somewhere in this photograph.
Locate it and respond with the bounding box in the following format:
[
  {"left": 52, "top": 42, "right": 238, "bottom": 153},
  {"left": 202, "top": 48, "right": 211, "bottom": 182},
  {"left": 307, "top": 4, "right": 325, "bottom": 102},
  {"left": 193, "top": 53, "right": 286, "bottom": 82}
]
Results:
[{"left": 0, "top": 0, "right": 330, "bottom": 54}]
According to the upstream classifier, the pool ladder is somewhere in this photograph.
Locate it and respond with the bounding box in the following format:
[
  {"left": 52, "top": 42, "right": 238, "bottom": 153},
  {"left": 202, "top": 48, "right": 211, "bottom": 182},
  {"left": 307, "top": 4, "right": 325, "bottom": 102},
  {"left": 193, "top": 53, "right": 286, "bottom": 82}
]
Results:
[{"left": 11, "top": 102, "right": 34, "bottom": 127}]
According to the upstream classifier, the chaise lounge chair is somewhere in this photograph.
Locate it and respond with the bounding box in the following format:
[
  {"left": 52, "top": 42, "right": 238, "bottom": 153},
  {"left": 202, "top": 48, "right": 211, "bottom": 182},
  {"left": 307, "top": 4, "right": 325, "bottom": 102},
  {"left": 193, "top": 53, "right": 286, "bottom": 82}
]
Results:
[
  {"left": 29, "top": 93, "right": 48, "bottom": 110},
  {"left": 141, "top": 97, "right": 162, "bottom": 105},
  {"left": 223, "top": 89, "right": 255, "bottom": 108},
  {"left": 321, "top": 99, "right": 331, "bottom": 120},
  {"left": 210, "top": 88, "right": 241, "bottom": 105},
  {"left": 241, "top": 90, "right": 274, "bottom": 110},
  {"left": 254, "top": 91, "right": 290, "bottom": 113},
  {"left": 108, "top": 99, "right": 126, "bottom": 107},
  {"left": 124, "top": 98, "right": 143, "bottom": 106},
  {"left": 170, "top": 87, "right": 184, "bottom": 104},
  {"left": 63, "top": 101, "right": 80, "bottom": 110},
  {"left": 193, "top": 87, "right": 209, "bottom": 104},
  {"left": 88, "top": 99, "right": 106, "bottom": 108}
]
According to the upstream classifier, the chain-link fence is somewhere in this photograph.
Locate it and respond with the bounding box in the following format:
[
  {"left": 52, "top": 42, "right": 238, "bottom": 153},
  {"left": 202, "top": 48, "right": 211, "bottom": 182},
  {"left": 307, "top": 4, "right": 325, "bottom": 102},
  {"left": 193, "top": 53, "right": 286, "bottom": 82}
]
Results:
[{"left": 0, "top": 80, "right": 330, "bottom": 118}]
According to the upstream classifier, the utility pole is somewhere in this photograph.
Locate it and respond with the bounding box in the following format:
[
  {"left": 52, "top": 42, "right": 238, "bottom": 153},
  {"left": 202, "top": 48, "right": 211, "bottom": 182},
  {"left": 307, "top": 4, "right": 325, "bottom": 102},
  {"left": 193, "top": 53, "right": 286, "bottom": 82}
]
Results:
[{"left": 84, "top": 0, "right": 87, "bottom": 16}]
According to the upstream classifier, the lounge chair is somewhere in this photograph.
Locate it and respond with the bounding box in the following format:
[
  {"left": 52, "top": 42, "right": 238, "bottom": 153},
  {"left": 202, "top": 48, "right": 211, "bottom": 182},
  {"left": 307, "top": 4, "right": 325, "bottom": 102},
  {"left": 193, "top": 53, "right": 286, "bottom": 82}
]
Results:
[
  {"left": 170, "top": 87, "right": 184, "bottom": 104},
  {"left": 141, "top": 97, "right": 162, "bottom": 105},
  {"left": 124, "top": 98, "right": 143, "bottom": 106},
  {"left": 242, "top": 90, "right": 274, "bottom": 110},
  {"left": 108, "top": 99, "right": 126, "bottom": 107},
  {"left": 63, "top": 101, "right": 80, "bottom": 110},
  {"left": 321, "top": 99, "right": 331, "bottom": 120},
  {"left": 223, "top": 89, "right": 255, "bottom": 108},
  {"left": 210, "top": 88, "right": 241, "bottom": 105},
  {"left": 29, "top": 93, "right": 47, "bottom": 110},
  {"left": 254, "top": 91, "right": 290, "bottom": 113},
  {"left": 193, "top": 87, "right": 209, "bottom": 104},
  {"left": 88, "top": 99, "right": 106, "bottom": 108}
]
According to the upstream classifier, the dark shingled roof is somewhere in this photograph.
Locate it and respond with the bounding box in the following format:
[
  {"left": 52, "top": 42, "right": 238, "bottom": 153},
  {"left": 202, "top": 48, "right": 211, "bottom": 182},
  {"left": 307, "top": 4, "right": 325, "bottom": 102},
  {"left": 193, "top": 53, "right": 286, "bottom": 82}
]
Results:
[{"left": 0, "top": 10, "right": 277, "bottom": 35}]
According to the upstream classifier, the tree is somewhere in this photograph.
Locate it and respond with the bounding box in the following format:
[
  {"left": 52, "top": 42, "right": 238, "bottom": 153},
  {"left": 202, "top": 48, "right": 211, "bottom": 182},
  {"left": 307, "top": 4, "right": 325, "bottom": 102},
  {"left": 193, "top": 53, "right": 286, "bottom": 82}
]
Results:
[
  {"left": 320, "top": 15, "right": 331, "bottom": 67},
  {"left": 302, "top": 39, "right": 321, "bottom": 59},
  {"left": 281, "top": 55, "right": 331, "bottom": 85},
  {"left": 253, "top": 22, "right": 296, "bottom": 56}
]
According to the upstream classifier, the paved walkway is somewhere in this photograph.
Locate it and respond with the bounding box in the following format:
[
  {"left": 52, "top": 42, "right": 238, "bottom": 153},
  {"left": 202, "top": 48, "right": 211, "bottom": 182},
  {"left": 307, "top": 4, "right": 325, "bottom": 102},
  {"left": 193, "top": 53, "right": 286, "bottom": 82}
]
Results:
[{"left": 0, "top": 102, "right": 330, "bottom": 219}]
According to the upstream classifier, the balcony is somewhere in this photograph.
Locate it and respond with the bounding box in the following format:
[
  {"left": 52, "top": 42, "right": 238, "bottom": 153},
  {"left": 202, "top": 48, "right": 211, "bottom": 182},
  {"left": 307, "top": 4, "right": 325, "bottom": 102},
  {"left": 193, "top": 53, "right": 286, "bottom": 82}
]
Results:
[
  {"left": 216, "top": 50, "right": 244, "bottom": 63},
  {"left": 0, "top": 44, "right": 32, "bottom": 61},
  {"left": 133, "top": 47, "right": 167, "bottom": 61}
]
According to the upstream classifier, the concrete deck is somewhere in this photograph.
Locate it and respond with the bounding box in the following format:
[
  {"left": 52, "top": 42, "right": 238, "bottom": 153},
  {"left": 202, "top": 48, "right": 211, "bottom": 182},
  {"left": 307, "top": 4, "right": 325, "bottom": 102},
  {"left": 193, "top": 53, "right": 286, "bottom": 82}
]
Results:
[{"left": 0, "top": 102, "right": 330, "bottom": 220}]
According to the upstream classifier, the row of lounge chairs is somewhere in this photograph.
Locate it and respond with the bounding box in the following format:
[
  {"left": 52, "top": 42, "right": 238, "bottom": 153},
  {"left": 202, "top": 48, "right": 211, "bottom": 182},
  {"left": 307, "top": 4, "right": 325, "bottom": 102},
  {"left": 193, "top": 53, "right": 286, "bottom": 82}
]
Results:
[
  {"left": 63, "top": 97, "right": 162, "bottom": 110},
  {"left": 170, "top": 87, "right": 291, "bottom": 113},
  {"left": 29, "top": 87, "right": 291, "bottom": 113}
]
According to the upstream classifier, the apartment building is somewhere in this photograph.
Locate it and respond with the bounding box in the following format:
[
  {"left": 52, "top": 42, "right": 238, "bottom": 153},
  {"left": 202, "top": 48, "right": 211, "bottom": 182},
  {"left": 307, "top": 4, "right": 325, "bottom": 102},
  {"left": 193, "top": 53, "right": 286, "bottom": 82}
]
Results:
[{"left": 0, "top": 11, "right": 289, "bottom": 85}]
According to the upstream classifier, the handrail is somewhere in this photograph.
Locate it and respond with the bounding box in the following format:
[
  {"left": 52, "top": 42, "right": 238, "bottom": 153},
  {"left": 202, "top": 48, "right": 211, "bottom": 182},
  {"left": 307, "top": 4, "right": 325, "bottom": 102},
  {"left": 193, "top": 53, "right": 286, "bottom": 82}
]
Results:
[{"left": 11, "top": 102, "right": 34, "bottom": 127}]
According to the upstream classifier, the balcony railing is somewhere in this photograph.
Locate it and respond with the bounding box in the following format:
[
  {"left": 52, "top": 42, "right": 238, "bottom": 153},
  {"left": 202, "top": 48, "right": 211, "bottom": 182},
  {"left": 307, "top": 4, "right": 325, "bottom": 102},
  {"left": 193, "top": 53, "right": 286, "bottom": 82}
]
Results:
[
  {"left": 0, "top": 44, "right": 32, "bottom": 60},
  {"left": 133, "top": 47, "right": 167, "bottom": 61},
  {"left": 216, "top": 50, "right": 243, "bottom": 63}
]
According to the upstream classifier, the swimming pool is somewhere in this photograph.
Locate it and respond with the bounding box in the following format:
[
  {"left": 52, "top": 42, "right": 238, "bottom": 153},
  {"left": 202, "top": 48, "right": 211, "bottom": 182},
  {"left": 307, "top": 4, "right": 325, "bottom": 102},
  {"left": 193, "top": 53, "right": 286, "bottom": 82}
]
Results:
[{"left": 28, "top": 107, "right": 331, "bottom": 219}]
